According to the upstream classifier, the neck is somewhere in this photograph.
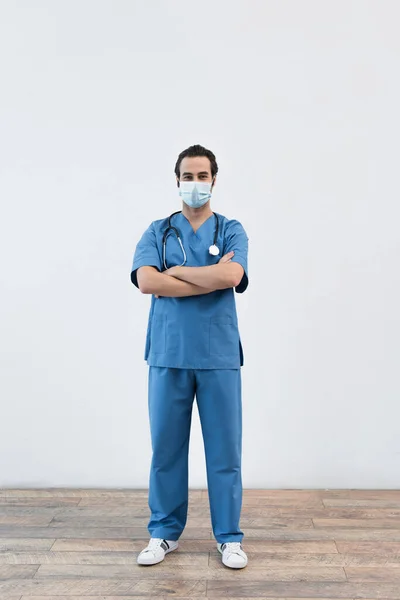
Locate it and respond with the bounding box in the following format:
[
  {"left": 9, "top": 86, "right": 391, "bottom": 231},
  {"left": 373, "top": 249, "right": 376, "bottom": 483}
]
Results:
[{"left": 181, "top": 202, "right": 213, "bottom": 223}]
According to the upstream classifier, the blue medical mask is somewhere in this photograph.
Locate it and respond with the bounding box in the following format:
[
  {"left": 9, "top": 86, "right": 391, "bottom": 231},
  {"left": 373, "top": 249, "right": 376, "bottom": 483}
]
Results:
[{"left": 179, "top": 181, "right": 213, "bottom": 208}]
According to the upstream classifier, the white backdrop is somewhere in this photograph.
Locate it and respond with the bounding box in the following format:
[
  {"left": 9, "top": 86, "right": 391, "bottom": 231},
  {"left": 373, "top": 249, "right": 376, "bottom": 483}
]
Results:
[{"left": 1, "top": 0, "right": 399, "bottom": 488}]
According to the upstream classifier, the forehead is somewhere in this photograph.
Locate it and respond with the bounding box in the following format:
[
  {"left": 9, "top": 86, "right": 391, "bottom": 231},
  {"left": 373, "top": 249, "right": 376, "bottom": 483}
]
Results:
[{"left": 179, "top": 155, "right": 211, "bottom": 175}]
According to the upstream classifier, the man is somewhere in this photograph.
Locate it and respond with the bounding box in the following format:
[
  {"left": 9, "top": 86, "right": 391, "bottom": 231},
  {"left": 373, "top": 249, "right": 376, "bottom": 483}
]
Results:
[{"left": 130, "top": 144, "right": 249, "bottom": 569}]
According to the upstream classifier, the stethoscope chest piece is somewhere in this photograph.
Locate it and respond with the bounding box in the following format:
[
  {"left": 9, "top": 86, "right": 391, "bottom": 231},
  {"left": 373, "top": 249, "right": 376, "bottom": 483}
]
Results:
[{"left": 209, "top": 244, "right": 220, "bottom": 256}]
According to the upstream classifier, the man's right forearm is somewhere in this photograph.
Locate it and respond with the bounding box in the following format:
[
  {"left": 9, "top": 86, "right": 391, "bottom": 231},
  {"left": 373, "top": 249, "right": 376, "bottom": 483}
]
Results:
[{"left": 137, "top": 266, "right": 215, "bottom": 297}]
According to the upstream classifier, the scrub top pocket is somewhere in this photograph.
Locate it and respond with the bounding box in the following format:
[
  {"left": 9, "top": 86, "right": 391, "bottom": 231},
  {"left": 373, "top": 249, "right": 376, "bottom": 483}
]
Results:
[
  {"left": 209, "top": 316, "right": 239, "bottom": 357},
  {"left": 150, "top": 315, "right": 166, "bottom": 354}
]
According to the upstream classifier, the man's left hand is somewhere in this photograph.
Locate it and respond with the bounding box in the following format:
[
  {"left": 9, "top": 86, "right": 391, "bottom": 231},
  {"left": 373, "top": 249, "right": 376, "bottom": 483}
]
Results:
[{"left": 163, "top": 266, "right": 180, "bottom": 278}]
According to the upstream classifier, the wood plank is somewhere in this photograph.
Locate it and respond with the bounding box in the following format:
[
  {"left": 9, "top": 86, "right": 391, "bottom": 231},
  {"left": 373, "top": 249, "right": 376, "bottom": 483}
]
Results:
[
  {"left": 19, "top": 597, "right": 358, "bottom": 600},
  {"left": 33, "top": 564, "right": 346, "bottom": 582},
  {"left": 223, "top": 527, "right": 400, "bottom": 541},
  {"left": 0, "top": 507, "right": 63, "bottom": 517},
  {"left": 77, "top": 497, "right": 158, "bottom": 507},
  {"left": 1, "top": 487, "right": 397, "bottom": 498},
  {"left": 0, "top": 497, "right": 80, "bottom": 507},
  {"left": 240, "top": 506, "right": 400, "bottom": 518},
  {"left": 51, "top": 539, "right": 156, "bottom": 552},
  {"left": 0, "top": 489, "right": 203, "bottom": 500},
  {"left": 76, "top": 495, "right": 325, "bottom": 508},
  {"left": 0, "top": 515, "right": 53, "bottom": 526},
  {"left": 324, "top": 497, "right": 400, "bottom": 508},
  {"left": 314, "top": 517, "right": 400, "bottom": 529},
  {"left": 345, "top": 566, "right": 400, "bottom": 582},
  {"left": 51, "top": 538, "right": 337, "bottom": 553},
  {"left": 244, "top": 489, "right": 323, "bottom": 495},
  {"left": 320, "top": 490, "right": 400, "bottom": 499},
  {"left": 18, "top": 597, "right": 359, "bottom": 600},
  {"left": 6, "top": 503, "right": 400, "bottom": 519},
  {"left": 0, "top": 539, "right": 54, "bottom": 551},
  {"left": 336, "top": 540, "right": 400, "bottom": 554},
  {"left": 206, "top": 580, "right": 400, "bottom": 597},
  {"left": 0, "top": 578, "right": 207, "bottom": 596},
  {"left": 47, "top": 515, "right": 314, "bottom": 530},
  {"left": 240, "top": 497, "right": 325, "bottom": 508},
  {"left": 77, "top": 496, "right": 325, "bottom": 508},
  {"left": 0, "top": 565, "right": 39, "bottom": 579},
  {"left": 208, "top": 551, "right": 400, "bottom": 567},
  {"left": 0, "top": 551, "right": 209, "bottom": 566},
  {"left": 5, "top": 524, "right": 400, "bottom": 541},
  {"left": 0, "top": 526, "right": 212, "bottom": 539}
]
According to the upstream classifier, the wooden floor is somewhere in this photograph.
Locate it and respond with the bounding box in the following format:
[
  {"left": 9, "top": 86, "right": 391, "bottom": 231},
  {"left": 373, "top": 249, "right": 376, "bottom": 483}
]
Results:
[{"left": 1, "top": 489, "right": 400, "bottom": 599}]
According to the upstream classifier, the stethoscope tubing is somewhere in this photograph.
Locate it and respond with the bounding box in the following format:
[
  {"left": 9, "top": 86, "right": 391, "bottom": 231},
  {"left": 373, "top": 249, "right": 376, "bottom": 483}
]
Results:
[{"left": 162, "top": 211, "right": 219, "bottom": 270}]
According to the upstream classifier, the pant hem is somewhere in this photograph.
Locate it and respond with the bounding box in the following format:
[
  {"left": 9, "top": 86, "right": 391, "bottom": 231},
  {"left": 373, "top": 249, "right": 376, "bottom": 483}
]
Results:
[
  {"left": 148, "top": 529, "right": 182, "bottom": 541},
  {"left": 215, "top": 536, "right": 244, "bottom": 543}
]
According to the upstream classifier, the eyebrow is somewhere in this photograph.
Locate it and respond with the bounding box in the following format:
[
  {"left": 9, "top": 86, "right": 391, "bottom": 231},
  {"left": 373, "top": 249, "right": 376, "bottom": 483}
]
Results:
[{"left": 181, "top": 171, "right": 210, "bottom": 176}]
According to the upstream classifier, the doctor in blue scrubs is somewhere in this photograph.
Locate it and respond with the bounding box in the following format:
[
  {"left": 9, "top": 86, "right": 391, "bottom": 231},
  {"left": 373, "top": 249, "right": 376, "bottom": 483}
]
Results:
[{"left": 131, "top": 144, "right": 249, "bottom": 569}]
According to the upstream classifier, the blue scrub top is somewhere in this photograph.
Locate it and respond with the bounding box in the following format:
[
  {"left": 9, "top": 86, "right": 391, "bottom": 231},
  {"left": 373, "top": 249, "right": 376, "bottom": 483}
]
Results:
[{"left": 130, "top": 211, "right": 249, "bottom": 369}]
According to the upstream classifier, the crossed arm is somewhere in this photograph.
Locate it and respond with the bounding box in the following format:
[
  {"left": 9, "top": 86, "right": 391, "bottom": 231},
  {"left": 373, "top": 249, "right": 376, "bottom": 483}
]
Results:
[{"left": 137, "top": 251, "right": 244, "bottom": 297}]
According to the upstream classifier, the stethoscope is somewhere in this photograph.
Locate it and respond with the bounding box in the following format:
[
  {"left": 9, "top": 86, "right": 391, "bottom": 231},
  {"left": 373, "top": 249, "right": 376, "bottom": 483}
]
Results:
[{"left": 162, "top": 211, "right": 220, "bottom": 270}]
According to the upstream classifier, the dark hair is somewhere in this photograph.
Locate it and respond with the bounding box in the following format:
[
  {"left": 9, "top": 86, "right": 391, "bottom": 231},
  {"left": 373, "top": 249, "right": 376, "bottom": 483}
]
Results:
[{"left": 174, "top": 144, "right": 218, "bottom": 179}]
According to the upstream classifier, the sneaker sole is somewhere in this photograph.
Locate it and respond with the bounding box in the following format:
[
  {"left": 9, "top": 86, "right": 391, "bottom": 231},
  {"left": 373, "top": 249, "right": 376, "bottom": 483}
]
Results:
[{"left": 137, "top": 543, "right": 179, "bottom": 566}]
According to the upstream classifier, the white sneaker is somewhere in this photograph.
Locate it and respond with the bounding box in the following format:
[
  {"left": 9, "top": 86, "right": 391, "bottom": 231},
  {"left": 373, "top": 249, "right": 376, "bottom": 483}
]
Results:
[
  {"left": 137, "top": 537, "right": 179, "bottom": 565},
  {"left": 217, "top": 541, "right": 248, "bottom": 569}
]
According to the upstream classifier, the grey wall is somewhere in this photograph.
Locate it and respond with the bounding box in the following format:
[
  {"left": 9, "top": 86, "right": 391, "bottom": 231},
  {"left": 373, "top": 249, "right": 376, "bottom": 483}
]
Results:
[{"left": 1, "top": 0, "right": 399, "bottom": 488}]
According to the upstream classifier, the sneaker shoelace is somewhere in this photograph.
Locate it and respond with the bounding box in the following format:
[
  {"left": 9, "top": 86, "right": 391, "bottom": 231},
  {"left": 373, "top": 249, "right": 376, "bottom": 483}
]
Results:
[
  {"left": 146, "top": 538, "right": 164, "bottom": 552},
  {"left": 223, "top": 542, "right": 242, "bottom": 554}
]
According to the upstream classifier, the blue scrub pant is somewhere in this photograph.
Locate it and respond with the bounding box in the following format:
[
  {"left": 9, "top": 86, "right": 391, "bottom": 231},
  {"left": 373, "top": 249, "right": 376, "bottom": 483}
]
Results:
[{"left": 147, "top": 367, "right": 244, "bottom": 544}]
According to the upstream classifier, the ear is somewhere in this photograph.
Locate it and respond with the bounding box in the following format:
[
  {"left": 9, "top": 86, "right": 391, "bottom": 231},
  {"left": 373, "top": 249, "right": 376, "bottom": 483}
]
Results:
[
  {"left": 176, "top": 177, "right": 180, "bottom": 188},
  {"left": 211, "top": 176, "right": 217, "bottom": 189}
]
